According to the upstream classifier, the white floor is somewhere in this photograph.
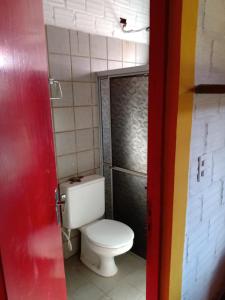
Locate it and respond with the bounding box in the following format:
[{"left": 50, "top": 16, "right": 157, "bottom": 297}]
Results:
[{"left": 65, "top": 252, "right": 146, "bottom": 300}]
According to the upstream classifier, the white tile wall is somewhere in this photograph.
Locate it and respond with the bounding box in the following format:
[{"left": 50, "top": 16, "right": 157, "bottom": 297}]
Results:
[
  {"left": 46, "top": 25, "right": 148, "bottom": 258},
  {"left": 55, "top": 131, "right": 76, "bottom": 155},
  {"left": 123, "top": 41, "right": 136, "bottom": 62},
  {"left": 46, "top": 26, "right": 70, "bottom": 54},
  {"left": 90, "top": 34, "right": 107, "bottom": 59},
  {"left": 108, "top": 38, "right": 123, "bottom": 61},
  {"left": 49, "top": 54, "right": 72, "bottom": 80},
  {"left": 73, "top": 82, "right": 92, "bottom": 106},
  {"left": 182, "top": 0, "right": 225, "bottom": 298},
  {"left": 53, "top": 107, "right": 75, "bottom": 132},
  {"left": 77, "top": 150, "right": 94, "bottom": 173},
  {"left": 108, "top": 60, "right": 123, "bottom": 70},
  {"left": 75, "top": 106, "right": 93, "bottom": 129},
  {"left": 43, "top": 0, "right": 149, "bottom": 44},
  {"left": 70, "top": 31, "right": 90, "bottom": 57},
  {"left": 71, "top": 56, "right": 91, "bottom": 81},
  {"left": 76, "top": 129, "right": 94, "bottom": 152},
  {"left": 52, "top": 82, "right": 73, "bottom": 107},
  {"left": 57, "top": 154, "right": 77, "bottom": 178}
]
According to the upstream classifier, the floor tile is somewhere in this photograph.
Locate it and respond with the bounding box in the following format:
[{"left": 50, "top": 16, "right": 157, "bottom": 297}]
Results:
[
  {"left": 115, "top": 253, "right": 145, "bottom": 276},
  {"left": 123, "top": 268, "right": 146, "bottom": 293},
  {"left": 107, "top": 281, "right": 144, "bottom": 300},
  {"left": 72, "top": 283, "right": 105, "bottom": 300},
  {"left": 98, "top": 296, "right": 112, "bottom": 300},
  {"left": 88, "top": 268, "right": 126, "bottom": 294},
  {"left": 137, "top": 293, "right": 146, "bottom": 300}
]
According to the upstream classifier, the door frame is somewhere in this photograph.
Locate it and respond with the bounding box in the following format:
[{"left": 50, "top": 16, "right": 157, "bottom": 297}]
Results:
[{"left": 147, "top": 0, "right": 199, "bottom": 299}]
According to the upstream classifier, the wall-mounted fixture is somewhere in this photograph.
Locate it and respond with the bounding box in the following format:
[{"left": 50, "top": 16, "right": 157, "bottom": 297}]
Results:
[
  {"left": 119, "top": 18, "right": 150, "bottom": 33},
  {"left": 49, "top": 78, "right": 63, "bottom": 100}
]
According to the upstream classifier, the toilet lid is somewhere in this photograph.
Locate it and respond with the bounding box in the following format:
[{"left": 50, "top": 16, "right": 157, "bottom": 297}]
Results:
[{"left": 85, "top": 219, "right": 134, "bottom": 249}]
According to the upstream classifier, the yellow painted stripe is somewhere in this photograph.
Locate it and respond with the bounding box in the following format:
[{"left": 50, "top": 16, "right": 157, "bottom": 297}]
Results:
[{"left": 169, "top": 0, "right": 199, "bottom": 299}]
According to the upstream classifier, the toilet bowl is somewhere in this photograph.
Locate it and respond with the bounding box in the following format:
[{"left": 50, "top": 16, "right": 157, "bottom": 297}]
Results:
[
  {"left": 60, "top": 175, "right": 135, "bottom": 277},
  {"left": 80, "top": 219, "right": 134, "bottom": 277}
]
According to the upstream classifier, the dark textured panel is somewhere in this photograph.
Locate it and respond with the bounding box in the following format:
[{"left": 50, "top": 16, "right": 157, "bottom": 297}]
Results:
[
  {"left": 113, "top": 170, "right": 147, "bottom": 258},
  {"left": 110, "top": 76, "right": 148, "bottom": 173},
  {"left": 103, "top": 164, "right": 113, "bottom": 219}
]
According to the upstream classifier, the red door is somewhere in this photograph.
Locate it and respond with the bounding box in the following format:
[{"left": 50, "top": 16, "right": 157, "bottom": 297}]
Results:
[{"left": 0, "top": 1, "right": 67, "bottom": 299}]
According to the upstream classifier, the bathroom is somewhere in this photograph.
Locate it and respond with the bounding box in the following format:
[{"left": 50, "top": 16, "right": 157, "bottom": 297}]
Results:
[{"left": 44, "top": 1, "right": 149, "bottom": 299}]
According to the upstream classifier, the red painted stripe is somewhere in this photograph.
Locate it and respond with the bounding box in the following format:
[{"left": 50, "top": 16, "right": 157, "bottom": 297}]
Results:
[{"left": 147, "top": 0, "right": 168, "bottom": 298}]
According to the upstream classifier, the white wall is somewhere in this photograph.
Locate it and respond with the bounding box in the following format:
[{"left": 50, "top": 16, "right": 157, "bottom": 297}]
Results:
[
  {"left": 182, "top": 1, "right": 225, "bottom": 299},
  {"left": 42, "top": 0, "right": 149, "bottom": 44}
]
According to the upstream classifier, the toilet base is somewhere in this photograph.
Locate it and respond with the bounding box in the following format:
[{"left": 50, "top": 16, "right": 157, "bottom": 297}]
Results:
[
  {"left": 81, "top": 255, "right": 118, "bottom": 277},
  {"left": 79, "top": 229, "right": 133, "bottom": 277}
]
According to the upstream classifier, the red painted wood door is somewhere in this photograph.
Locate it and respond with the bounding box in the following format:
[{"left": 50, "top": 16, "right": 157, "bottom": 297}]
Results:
[{"left": 0, "top": 1, "right": 67, "bottom": 299}]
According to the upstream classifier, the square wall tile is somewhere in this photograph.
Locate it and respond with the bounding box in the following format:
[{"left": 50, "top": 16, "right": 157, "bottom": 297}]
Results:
[
  {"left": 108, "top": 37, "right": 122, "bottom": 61},
  {"left": 76, "top": 129, "right": 94, "bottom": 152},
  {"left": 123, "top": 41, "right": 136, "bottom": 63},
  {"left": 94, "top": 128, "right": 100, "bottom": 148},
  {"left": 77, "top": 150, "right": 94, "bottom": 173},
  {"left": 55, "top": 131, "right": 76, "bottom": 155},
  {"left": 52, "top": 82, "right": 73, "bottom": 107},
  {"left": 71, "top": 56, "right": 91, "bottom": 81},
  {"left": 90, "top": 35, "right": 107, "bottom": 59},
  {"left": 75, "top": 106, "right": 93, "bottom": 129},
  {"left": 91, "top": 83, "right": 98, "bottom": 105},
  {"left": 78, "top": 169, "right": 95, "bottom": 177},
  {"left": 49, "top": 54, "right": 72, "bottom": 81},
  {"left": 73, "top": 82, "right": 92, "bottom": 106},
  {"left": 94, "top": 149, "right": 100, "bottom": 168},
  {"left": 70, "top": 31, "right": 90, "bottom": 57},
  {"left": 135, "top": 43, "right": 149, "bottom": 64},
  {"left": 46, "top": 26, "right": 70, "bottom": 54},
  {"left": 53, "top": 107, "right": 75, "bottom": 132},
  {"left": 91, "top": 59, "right": 107, "bottom": 79},
  {"left": 57, "top": 154, "right": 77, "bottom": 178},
  {"left": 123, "top": 62, "right": 136, "bottom": 68},
  {"left": 108, "top": 60, "right": 123, "bottom": 70},
  {"left": 93, "top": 106, "right": 99, "bottom": 127}
]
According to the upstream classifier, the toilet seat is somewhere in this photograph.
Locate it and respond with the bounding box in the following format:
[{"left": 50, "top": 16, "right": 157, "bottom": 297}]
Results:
[{"left": 85, "top": 219, "right": 134, "bottom": 249}]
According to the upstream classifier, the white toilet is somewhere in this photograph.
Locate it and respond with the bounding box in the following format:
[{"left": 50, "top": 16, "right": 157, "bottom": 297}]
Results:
[{"left": 60, "top": 175, "right": 134, "bottom": 277}]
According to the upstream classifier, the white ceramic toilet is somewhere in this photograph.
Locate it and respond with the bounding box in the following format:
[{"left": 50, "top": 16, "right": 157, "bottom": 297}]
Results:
[{"left": 60, "top": 175, "right": 134, "bottom": 277}]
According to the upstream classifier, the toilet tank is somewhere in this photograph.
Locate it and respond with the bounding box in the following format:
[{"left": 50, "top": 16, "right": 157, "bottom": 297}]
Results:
[{"left": 60, "top": 175, "right": 105, "bottom": 229}]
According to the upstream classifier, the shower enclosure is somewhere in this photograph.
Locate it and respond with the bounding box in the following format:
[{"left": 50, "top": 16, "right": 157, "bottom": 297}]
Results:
[{"left": 97, "top": 65, "right": 149, "bottom": 258}]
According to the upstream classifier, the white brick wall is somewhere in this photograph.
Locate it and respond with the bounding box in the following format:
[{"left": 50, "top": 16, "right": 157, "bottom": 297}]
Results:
[
  {"left": 42, "top": 0, "right": 149, "bottom": 43},
  {"left": 182, "top": 1, "right": 225, "bottom": 299}
]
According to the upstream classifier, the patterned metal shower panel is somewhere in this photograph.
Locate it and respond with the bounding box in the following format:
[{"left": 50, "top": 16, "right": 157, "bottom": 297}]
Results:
[
  {"left": 113, "top": 170, "right": 147, "bottom": 258},
  {"left": 100, "top": 78, "right": 112, "bottom": 164},
  {"left": 110, "top": 76, "right": 148, "bottom": 174}
]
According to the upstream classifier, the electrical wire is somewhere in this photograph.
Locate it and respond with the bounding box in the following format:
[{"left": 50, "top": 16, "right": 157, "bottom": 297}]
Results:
[
  {"left": 121, "top": 25, "right": 150, "bottom": 33},
  {"left": 62, "top": 228, "right": 73, "bottom": 251}
]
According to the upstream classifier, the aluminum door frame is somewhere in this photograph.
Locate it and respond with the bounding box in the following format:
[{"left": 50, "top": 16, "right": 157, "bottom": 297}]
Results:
[{"left": 97, "top": 66, "right": 149, "bottom": 221}]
